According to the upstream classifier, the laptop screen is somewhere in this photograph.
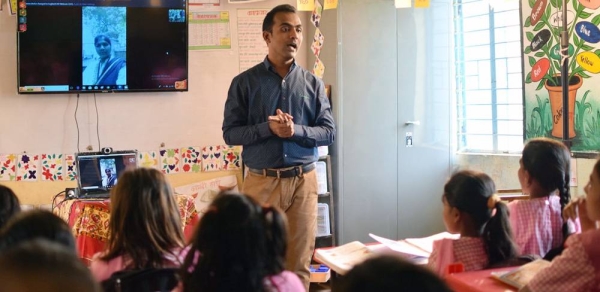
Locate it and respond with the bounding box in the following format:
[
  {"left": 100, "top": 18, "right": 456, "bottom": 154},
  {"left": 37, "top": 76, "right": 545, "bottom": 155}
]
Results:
[{"left": 76, "top": 151, "right": 137, "bottom": 193}]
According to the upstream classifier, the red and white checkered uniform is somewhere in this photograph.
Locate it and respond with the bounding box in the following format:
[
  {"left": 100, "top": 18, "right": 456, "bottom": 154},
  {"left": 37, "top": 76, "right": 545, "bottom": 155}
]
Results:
[
  {"left": 428, "top": 237, "right": 488, "bottom": 275},
  {"left": 526, "top": 231, "right": 600, "bottom": 292},
  {"left": 508, "top": 195, "right": 579, "bottom": 257}
]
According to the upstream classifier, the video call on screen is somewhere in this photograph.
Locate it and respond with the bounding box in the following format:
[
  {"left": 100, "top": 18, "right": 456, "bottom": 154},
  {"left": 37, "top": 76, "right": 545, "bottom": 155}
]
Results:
[{"left": 18, "top": 0, "right": 187, "bottom": 92}]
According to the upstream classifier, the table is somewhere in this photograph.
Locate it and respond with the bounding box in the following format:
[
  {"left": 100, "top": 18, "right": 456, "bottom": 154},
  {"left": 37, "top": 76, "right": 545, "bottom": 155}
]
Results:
[
  {"left": 53, "top": 194, "right": 199, "bottom": 265},
  {"left": 445, "top": 266, "right": 518, "bottom": 292}
]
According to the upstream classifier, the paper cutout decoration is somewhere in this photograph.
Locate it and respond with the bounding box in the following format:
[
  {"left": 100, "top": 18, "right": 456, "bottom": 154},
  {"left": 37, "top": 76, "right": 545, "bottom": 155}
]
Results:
[
  {"left": 323, "top": 0, "right": 337, "bottom": 10},
  {"left": 313, "top": 57, "right": 325, "bottom": 79},
  {"left": 222, "top": 145, "right": 242, "bottom": 171},
  {"left": 65, "top": 154, "right": 77, "bottom": 181},
  {"left": 311, "top": 0, "right": 322, "bottom": 27},
  {"left": 297, "top": 0, "right": 315, "bottom": 11},
  {"left": 139, "top": 151, "right": 159, "bottom": 169},
  {"left": 201, "top": 145, "right": 223, "bottom": 172},
  {"left": 311, "top": 28, "right": 325, "bottom": 57},
  {"left": 181, "top": 147, "right": 202, "bottom": 173},
  {"left": 16, "top": 154, "right": 38, "bottom": 181},
  {"left": 41, "top": 153, "right": 63, "bottom": 181},
  {"left": 395, "top": 0, "right": 411, "bottom": 8},
  {"left": 415, "top": 0, "right": 430, "bottom": 8},
  {"left": 0, "top": 154, "right": 17, "bottom": 181},
  {"left": 160, "top": 148, "right": 180, "bottom": 174}
]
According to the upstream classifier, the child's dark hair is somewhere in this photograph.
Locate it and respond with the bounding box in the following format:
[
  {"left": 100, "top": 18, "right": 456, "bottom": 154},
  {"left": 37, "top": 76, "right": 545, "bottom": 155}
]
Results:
[
  {"left": 102, "top": 168, "right": 185, "bottom": 269},
  {"left": 444, "top": 170, "right": 517, "bottom": 266},
  {"left": 337, "top": 255, "right": 452, "bottom": 292},
  {"left": 0, "top": 209, "right": 76, "bottom": 253},
  {"left": 180, "top": 192, "right": 287, "bottom": 292},
  {"left": 522, "top": 137, "right": 571, "bottom": 241},
  {"left": 0, "top": 184, "right": 20, "bottom": 229},
  {"left": 0, "top": 239, "right": 101, "bottom": 292}
]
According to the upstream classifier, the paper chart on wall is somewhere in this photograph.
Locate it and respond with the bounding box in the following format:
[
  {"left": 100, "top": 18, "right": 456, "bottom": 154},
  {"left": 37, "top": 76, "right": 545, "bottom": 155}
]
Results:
[
  {"left": 237, "top": 9, "right": 269, "bottom": 73},
  {"left": 174, "top": 175, "right": 239, "bottom": 216},
  {"left": 189, "top": 11, "right": 232, "bottom": 50}
]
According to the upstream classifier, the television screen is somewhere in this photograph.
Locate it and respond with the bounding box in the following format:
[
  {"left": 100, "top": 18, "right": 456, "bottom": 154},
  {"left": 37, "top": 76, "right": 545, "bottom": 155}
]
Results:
[{"left": 17, "top": 0, "right": 188, "bottom": 94}]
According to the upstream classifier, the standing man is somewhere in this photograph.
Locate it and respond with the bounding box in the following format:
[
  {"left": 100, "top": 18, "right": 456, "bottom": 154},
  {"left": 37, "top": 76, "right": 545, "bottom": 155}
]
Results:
[{"left": 222, "top": 4, "right": 335, "bottom": 289}]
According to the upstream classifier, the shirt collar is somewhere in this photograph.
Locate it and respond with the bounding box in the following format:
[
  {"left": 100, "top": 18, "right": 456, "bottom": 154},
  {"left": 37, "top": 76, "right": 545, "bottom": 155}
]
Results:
[{"left": 262, "top": 56, "right": 297, "bottom": 75}]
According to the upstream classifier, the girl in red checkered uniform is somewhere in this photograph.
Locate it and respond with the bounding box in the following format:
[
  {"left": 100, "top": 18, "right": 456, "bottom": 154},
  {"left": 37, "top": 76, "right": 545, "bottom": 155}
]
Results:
[
  {"left": 428, "top": 170, "right": 518, "bottom": 276},
  {"left": 509, "top": 138, "right": 580, "bottom": 259},
  {"left": 522, "top": 158, "right": 600, "bottom": 292}
]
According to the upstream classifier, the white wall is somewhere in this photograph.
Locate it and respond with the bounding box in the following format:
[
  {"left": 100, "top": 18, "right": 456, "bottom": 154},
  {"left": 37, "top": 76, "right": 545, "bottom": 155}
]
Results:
[{"left": 0, "top": 0, "right": 312, "bottom": 204}]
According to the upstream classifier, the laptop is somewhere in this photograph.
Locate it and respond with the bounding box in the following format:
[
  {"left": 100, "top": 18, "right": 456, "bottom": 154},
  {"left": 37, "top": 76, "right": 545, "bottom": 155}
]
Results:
[{"left": 75, "top": 150, "right": 138, "bottom": 199}]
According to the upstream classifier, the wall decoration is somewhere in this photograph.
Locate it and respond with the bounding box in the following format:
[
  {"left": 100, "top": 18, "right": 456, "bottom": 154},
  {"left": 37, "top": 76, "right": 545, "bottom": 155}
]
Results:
[{"left": 522, "top": 0, "right": 600, "bottom": 152}]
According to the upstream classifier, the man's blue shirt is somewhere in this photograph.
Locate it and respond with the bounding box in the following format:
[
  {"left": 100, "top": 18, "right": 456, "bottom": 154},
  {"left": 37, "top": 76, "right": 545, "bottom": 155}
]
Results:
[{"left": 222, "top": 57, "right": 335, "bottom": 169}]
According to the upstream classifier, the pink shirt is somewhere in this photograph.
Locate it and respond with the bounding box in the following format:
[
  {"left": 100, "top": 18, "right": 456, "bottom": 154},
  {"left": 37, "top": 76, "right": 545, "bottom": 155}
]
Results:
[
  {"left": 428, "top": 237, "right": 488, "bottom": 276},
  {"left": 172, "top": 271, "right": 305, "bottom": 292},
  {"left": 509, "top": 195, "right": 579, "bottom": 257},
  {"left": 90, "top": 247, "right": 188, "bottom": 282},
  {"left": 526, "top": 230, "right": 600, "bottom": 292}
]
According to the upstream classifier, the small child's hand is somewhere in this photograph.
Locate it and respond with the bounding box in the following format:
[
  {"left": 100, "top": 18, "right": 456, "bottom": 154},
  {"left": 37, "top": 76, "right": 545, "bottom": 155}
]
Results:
[{"left": 563, "top": 197, "right": 595, "bottom": 232}]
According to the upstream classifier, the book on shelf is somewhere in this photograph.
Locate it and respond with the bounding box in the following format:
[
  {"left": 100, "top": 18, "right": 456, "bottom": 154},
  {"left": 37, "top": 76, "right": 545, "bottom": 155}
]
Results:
[
  {"left": 490, "top": 259, "right": 551, "bottom": 289},
  {"left": 314, "top": 232, "right": 459, "bottom": 275}
]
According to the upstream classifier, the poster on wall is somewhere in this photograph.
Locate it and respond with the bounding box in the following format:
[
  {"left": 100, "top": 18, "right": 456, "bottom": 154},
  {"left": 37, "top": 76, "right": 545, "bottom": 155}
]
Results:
[{"left": 521, "top": 0, "right": 600, "bottom": 152}]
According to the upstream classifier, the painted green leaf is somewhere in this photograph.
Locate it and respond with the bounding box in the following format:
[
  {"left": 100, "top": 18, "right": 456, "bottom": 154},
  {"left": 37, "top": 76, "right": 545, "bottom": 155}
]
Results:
[
  {"left": 595, "top": 49, "right": 600, "bottom": 56},
  {"left": 525, "top": 16, "right": 531, "bottom": 28},
  {"left": 580, "top": 11, "right": 592, "bottom": 19},
  {"left": 535, "top": 51, "right": 545, "bottom": 57},
  {"left": 526, "top": 31, "right": 534, "bottom": 42},
  {"left": 582, "top": 44, "right": 594, "bottom": 51},
  {"left": 529, "top": 56, "right": 536, "bottom": 66},
  {"left": 529, "top": 0, "right": 535, "bottom": 8},
  {"left": 526, "top": 72, "right": 532, "bottom": 83},
  {"left": 534, "top": 21, "right": 545, "bottom": 31},
  {"left": 536, "top": 81, "right": 545, "bottom": 90},
  {"left": 592, "top": 14, "right": 600, "bottom": 26}
]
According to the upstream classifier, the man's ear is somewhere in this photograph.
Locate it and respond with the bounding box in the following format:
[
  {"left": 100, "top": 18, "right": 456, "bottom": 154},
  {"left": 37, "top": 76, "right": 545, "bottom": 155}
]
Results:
[{"left": 263, "top": 31, "right": 271, "bottom": 44}]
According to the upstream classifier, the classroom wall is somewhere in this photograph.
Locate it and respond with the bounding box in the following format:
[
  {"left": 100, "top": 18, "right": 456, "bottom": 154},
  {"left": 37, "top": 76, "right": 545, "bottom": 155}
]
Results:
[{"left": 0, "top": 0, "right": 315, "bottom": 205}]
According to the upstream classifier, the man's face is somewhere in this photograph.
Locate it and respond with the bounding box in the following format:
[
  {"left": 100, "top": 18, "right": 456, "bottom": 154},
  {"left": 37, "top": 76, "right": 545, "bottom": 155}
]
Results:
[
  {"left": 105, "top": 169, "right": 112, "bottom": 176},
  {"left": 263, "top": 12, "right": 303, "bottom": 61},
  {"left": 95, "top": 40, "right": 111, "bottom": 60}
]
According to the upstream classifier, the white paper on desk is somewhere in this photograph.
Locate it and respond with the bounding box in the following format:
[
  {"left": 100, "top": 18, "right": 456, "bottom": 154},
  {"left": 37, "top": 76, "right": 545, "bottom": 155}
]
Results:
[
  {"left": 404, "top": 232, "right": 460, "bottom": 254},
  {"left": 368, "top": 233, "right": 431, "bottom": 258}
]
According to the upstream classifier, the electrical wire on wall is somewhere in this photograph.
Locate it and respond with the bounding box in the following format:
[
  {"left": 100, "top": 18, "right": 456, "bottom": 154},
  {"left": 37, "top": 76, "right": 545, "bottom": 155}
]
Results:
[
  {"left": 93, "top": 93, "right": 101, "bottom": 151},
  {"left": 75, "top": 93, "right": 80, "bottom": 153}
]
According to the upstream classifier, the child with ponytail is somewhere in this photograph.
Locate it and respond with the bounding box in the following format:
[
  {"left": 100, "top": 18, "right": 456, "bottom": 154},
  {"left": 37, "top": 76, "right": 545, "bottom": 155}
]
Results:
[
  {"left": 509, "top": 137, "right": 579, "bottom": 258},
  {"left": 428, "top": 170, "right": 518, "bottom": 276},
  {"left": 179, "top": 191, "right": 304, "bottom": 292}
]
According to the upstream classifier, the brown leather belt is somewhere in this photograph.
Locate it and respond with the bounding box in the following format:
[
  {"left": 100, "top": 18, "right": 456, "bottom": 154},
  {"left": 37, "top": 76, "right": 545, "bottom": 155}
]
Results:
[{"left": 248, "top": 163, "right": 316, "bottom": 178}]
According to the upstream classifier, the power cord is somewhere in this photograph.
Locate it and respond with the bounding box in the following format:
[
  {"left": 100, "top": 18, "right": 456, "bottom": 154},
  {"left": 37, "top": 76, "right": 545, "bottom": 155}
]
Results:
[
  {"left": 94, "top": 93, "right": 101, "bottom": 151},
  {"left": 75, "top": 93, "right": 80, "bottom": 153},
  {"left": 50, "top": 190, "right": 67, "bottom": 212}
]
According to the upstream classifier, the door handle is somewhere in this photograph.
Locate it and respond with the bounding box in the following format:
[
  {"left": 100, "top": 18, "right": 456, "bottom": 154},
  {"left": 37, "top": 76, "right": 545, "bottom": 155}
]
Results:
[{"left": 405, "top": 121, "right": 420, "bottom": 126}]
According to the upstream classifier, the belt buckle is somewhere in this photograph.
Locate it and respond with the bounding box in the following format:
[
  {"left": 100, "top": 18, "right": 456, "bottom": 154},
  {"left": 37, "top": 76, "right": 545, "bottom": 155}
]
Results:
[
  {"left": 298, "top": 165, "right": 304, "bottom": 178},
  {"left": 276, "top": 169, "right": 281, "bottom": 179}
]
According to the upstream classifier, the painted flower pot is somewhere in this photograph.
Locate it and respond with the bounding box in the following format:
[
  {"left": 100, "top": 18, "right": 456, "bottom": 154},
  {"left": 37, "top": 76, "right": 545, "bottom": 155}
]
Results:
[{"left": 544, "top": 75, "right": 583, "bottom": 138}]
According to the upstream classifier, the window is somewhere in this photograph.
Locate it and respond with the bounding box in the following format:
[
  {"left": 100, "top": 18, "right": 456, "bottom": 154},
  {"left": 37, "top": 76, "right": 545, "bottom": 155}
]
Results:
[{"left": 454, "top": 0, "right": 523, "bottom": 153}]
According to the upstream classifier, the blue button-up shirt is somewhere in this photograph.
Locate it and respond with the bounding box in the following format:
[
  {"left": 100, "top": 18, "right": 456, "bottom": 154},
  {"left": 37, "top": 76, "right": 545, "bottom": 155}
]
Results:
[{"left": 222, "top": 57, "right": 335, "bottom": 169}]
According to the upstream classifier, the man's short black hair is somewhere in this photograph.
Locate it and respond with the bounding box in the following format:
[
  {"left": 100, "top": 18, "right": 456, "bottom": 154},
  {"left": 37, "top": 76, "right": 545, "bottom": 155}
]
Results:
[{"left": 262, "top": 4, "right": 297, "bottom": 32}]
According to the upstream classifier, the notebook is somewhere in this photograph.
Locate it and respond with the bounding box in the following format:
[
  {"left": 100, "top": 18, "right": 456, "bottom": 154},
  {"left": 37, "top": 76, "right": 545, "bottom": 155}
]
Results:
[{"left": 75, "top": 150, "right": 138, "bottom": 198}]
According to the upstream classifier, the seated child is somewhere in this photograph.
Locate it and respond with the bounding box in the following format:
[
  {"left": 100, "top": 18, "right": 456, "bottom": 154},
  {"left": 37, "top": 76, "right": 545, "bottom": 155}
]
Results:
[
  {"left": 0, "top": 239, "right": 101, "bottom": 292},
  {"left": 90, "top": 168, "right": 187, "bottom": 281},
  {"left": 178, "top": 192, "right": 304, "bottom": 292},
  {"left": 428, "top": 170, "right": 518, "bottom": 275},
  {"left": 338, "top": 254, "right": 452, "bottom": 292},
  {"left": 522, "top": 157, "right": 600, "bottom": 291},
  {"left": 0, "top": 184, "right": 21, "bottom": 229},
  {"left": 509, "top": 138, "right": 579, "bottom": 258},
  {"left": 0, "top": 209, "right": 76, "bottom": 253}
]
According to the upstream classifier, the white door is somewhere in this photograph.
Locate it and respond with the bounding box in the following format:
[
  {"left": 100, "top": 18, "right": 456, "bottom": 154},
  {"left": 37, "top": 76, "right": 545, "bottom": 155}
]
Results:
[{"left": 336, "top": 0, "right": 451, "bottom": 243}]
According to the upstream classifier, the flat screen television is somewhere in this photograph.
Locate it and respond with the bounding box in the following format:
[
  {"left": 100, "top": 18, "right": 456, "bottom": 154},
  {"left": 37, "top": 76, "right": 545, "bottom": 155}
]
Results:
[{"left": 17, "top": 0, "right": 188, "bottom": 94}]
